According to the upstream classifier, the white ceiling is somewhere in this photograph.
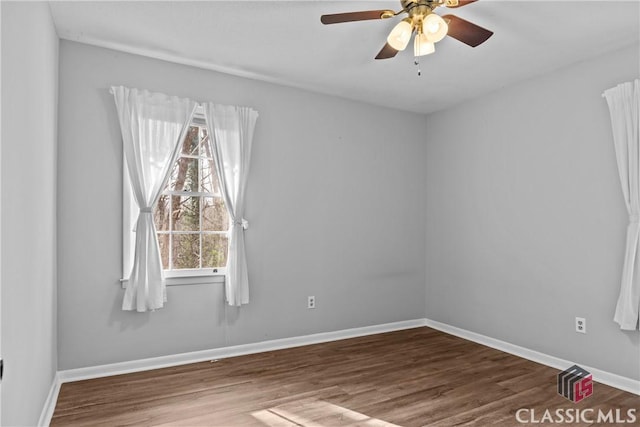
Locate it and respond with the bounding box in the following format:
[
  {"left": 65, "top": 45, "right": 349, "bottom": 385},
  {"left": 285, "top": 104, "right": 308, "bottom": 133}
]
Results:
[{"left": 49, "top": 0, "right": 640, "bottom": 114}]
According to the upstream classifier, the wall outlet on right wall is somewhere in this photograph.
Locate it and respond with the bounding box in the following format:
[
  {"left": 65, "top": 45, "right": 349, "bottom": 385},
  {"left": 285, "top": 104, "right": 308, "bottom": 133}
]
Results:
[{"left": 575, "top": 317, "right": 586, "bottom": 334}]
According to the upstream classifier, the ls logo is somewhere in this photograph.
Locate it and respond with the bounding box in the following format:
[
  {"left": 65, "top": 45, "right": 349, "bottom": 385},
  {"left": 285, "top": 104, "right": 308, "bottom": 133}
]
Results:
[{"left": 558, "top": 365, "right": 593, "bottom": 403}]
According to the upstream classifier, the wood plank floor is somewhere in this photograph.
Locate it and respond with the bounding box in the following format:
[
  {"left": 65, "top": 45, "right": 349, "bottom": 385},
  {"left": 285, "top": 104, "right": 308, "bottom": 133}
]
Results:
[{"left": 51, "top": 327, "right": 639, "bottom": 426}]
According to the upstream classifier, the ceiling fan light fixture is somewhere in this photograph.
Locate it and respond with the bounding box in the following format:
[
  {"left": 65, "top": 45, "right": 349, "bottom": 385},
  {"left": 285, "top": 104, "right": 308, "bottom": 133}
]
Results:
[
  {"left": 422, "top": 13, "right": 448, "bottom": 43},
  {"left": 387, "top": 18, "right": 413, "bottom": 51},
  {"left": 414, "top": 32, "right": 435, "bottom": 56}
]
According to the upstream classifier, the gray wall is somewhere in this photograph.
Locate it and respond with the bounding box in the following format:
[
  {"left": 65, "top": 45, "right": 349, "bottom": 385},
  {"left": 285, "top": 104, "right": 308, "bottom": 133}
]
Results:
[
  {"left": 425, "top": 43, "right": 640, "bottom": 380},
  {"left": 1, "top": 2, "right": 58, "bottom": 425},
  {"left": 57, "top": 41, "right": 427, "bottom": 370}
]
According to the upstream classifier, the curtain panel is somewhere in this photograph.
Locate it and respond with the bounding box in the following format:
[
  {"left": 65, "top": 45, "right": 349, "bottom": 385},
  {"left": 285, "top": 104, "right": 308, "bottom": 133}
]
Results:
[
  {"left": 203, "top": 103, "right": 259, "bottom": 306},
  {"left": 111, "top": 86, "right": 197, "bottom": 312},
  {"left": 603, "top": 79, "right": 640, "bottom": 330}
]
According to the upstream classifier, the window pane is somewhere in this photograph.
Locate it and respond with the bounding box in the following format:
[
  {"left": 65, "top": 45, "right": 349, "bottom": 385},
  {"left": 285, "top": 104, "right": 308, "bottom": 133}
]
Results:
[
  {"left": 202, "top": 234, "right": 228, "bottom": 268},
  {"left": 200, "top": 158, "right": 221, "bottom": 194},
  {"left": 181, "top": 126, "right": 200, "bottom": 156},
  {"left": 154, "top": 195, "right": 171, "bottom": 231},
  {"left": 172, "top": 234, "right": 200, "bottom": 269},
  {"left": 157, "top": 233, "right": 170, "bottom": 269},
  {"left": 172, "top": 196, "right": 200, "bottom": 231},
  {"left": 157, "top": 124, "right": 231, "bottom": 274},
  {"left": 169, "top": 157, "right": 199, "bottom": 193},
  {"left": 199, "top": 127, "right": 209, "bottom": 157},
  {"left": 202, "top": 197, "right": 228, "bottom": 231}
]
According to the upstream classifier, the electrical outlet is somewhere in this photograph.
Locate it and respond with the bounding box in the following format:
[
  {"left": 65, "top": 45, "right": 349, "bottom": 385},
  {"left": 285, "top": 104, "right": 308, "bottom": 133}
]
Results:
[
  {"left": 307, "top": 296, "right": 316, "bottom": 309},
  {"left": 575, "top": 317, "right": 586, "bottom": 334}
]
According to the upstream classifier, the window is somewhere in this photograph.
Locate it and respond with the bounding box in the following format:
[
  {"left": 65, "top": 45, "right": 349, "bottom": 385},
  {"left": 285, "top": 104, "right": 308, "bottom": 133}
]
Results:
[{"left": 153, "top": 122, "right": 230, "bottom": 276}]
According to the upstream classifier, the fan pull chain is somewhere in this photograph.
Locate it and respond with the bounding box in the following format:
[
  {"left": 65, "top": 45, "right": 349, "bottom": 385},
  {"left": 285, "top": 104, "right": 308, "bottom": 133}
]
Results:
[{"left": 414, "top": 59, "right": 421, "bottom": 77}]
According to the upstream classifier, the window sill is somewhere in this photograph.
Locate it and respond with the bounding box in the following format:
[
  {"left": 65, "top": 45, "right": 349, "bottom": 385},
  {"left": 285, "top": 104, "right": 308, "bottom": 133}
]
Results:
[
  {"left": 120, "top": 273, "right": 224, "bottom": 288},
  {"left": 166, "top": 274, "right": 225, "bottom": 286}
]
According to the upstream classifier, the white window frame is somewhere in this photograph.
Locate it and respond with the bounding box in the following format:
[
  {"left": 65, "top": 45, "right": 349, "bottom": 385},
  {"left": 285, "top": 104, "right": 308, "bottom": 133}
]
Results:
[{"left": 122, "top": 109, "right": 228, "bottom": 286}]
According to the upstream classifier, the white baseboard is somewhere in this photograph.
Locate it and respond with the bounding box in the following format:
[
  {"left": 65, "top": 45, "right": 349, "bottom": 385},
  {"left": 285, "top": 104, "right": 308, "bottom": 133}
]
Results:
[
  {"left": 423, "top": 318, "right": 640, "bottom": 396},
  {"left": 57, "top": 319, "right": 426, "bottom": 383},
  {"left": 38, "top": 372, "right": 61, "bottom": 427}
]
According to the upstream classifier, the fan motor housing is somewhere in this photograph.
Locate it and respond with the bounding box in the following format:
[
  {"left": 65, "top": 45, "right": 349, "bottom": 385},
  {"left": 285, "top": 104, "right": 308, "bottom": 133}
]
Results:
[{"left": 402, "top": 0, "right": 438, "bottom": 19}]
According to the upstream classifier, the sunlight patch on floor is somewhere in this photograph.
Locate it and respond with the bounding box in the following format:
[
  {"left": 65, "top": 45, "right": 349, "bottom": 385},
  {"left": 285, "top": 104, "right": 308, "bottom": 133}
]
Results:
[{"left": 252, "top": 399, "right": 401, "bottom": 427}]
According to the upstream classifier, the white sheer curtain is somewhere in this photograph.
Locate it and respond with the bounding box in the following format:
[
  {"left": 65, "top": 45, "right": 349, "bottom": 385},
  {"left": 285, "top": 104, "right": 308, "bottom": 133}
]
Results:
[
  {"left": 604, "top": 79, "right": 640, "bottom": 330},
  {"left": 111, "top": 86, "right": 197, "bottom": 312},
  {"left": 203, "top": 103, "right": 259, "bottom": 306}
]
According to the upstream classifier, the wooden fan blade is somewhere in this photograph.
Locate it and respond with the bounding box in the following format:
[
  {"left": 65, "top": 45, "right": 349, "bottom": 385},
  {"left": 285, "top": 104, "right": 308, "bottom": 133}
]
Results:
[
  {"left": 442, "top": 14, "right": 493, "bottom": 47},
  {"left": 445, "top": 0, "right": 479, "bottom": 8},
  {"left": 375, "top": 43, "right": 399, "bottom": 60},
  {"left": 321, "top": 10, "right": 394, "bottom": 25}
]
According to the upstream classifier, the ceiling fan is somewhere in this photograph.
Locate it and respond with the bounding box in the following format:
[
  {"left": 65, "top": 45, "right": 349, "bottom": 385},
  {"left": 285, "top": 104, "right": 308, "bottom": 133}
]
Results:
[{"left": 320, "top": 0, "right": 493, "bottom": 60}]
